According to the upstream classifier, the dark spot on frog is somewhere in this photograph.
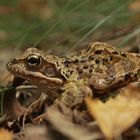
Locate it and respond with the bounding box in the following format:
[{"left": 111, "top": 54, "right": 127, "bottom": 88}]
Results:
[
  {"left": 90, "top": 64, "right": 93, "bottom": 68},
  {"left": 112, "top": 51, "right": 119, "bottom": 55},
  {"left": 70, "top": 70, "right": 74, "bottom": 74},
  {"left": 109, "top": 56, "right": 113, "bottom": 61},
  {"left": 89, "top": 68, "right": 93, "bottom": 73},
  {"left": 102, "top": 58, "right": 106, "bottom": 62},
  {"left": 77, "top": 67, "right": 83, "bottom": 74},
  {"left": 102, "top": 57, "right": 112, "bottom": 65},
  {"left": 83, "top": 63, "right": 89, "bottom": 69},
  {"left": 65, "top": 73, "right": 69, "bottom": 78},
  {"left": 95, "top": 59, "right": 100, "bottom": 64},
  {"left": 121, "top": 53, "right": 127, "bottom": 58},
  {"left": 94, "top": 50, "right": 102, "bottom": 54},
  {"left": 134, "top": 73, "right": 138, "bottom": 79},
  {"left": 124, "top": 73, "right": 131, "bottom": 80},
  {"left": 88, "top": 55, "right": 94, "bottom": 60},
  {"left": 73, "top": 59, "right": 79, "bottom": 63},
  {"left": 63, "top": 59, "right": 71, "bottom": 67},
  {"left": 102, "top": 58, "right": 109, "bottom": 64},
  {"left": 118, "top": 80, "right": 123, "bottom": 84}
]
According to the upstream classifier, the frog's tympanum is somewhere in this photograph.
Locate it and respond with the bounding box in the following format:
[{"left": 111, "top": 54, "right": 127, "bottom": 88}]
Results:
[{"left": 6, "top": 42, "right": 140, "bottom": 107}]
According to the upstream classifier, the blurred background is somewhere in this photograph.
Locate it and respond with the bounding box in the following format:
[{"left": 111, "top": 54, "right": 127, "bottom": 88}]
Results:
[{"left": 0, "top": 0, "right": 140, "bottom": 83}]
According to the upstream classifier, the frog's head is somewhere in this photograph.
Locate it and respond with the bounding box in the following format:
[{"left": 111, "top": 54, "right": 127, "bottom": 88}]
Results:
[{"left": 6, "top": 48, "right": 66, "bottom": 88}]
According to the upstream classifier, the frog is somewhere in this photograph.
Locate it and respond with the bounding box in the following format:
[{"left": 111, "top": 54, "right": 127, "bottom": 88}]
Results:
[{"left": 6, "top": 42, "right": 140, "bottom": 107}]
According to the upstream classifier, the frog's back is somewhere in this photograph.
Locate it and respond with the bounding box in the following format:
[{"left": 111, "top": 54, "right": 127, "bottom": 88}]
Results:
[{"left": 65, "top": 42, "right": 140, "bottom": 95}]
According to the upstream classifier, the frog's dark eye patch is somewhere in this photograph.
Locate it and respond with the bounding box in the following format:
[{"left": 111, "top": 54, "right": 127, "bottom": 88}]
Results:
[
  {"left": 44, "top": 66, "right": 57, "bottom": 77},
  {"left": 26, "top": 54, "right": 42, "bottom": 68}
]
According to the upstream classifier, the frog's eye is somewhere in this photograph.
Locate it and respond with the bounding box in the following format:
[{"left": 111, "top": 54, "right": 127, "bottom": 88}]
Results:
[{"left": 26, "top": 54, "right": 42, "bottom": 68}]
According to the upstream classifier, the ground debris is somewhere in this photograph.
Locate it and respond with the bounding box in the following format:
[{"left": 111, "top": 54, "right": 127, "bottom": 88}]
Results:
[
  {"left": 86, "top": 84, "right": 140, "bottom": 140},
  {"left": 1, "top": 80, "right": 140, "bottom": 140},
  {"left": 45, "top": 104, "right": 103, "bottom": 140}
]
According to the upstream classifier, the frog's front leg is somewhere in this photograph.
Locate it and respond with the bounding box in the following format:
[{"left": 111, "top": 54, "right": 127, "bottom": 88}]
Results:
[{"left": 54, "top": 82, "right": 92, "bottom": 107}]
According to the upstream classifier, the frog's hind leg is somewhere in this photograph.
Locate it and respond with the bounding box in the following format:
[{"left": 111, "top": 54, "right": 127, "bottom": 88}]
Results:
[{"left": 88, "top": 62, "right": 139, "bottom": 97}]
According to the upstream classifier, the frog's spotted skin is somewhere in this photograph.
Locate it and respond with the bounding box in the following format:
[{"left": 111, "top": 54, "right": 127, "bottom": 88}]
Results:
[{"left": 6, "top": 42, "right": 140, "bottom": 107}]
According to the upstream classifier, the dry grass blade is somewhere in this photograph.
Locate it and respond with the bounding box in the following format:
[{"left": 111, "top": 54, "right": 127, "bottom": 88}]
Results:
[
  {"left": 86, "top": 85, "right": 140, "bottom": 140},
  {"left": 22, "top": 93, "right": 47, "bottom": 130}
]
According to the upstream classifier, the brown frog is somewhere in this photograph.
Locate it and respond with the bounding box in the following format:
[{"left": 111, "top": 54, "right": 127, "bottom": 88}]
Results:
[{"left": 6, "top": 42, "right": 140, "bottom": 107}]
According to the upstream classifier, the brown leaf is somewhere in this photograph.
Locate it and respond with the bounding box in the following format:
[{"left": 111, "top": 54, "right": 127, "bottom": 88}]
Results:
[
  {"left": 0, "top": 129, "right": 13, "bottom": 140},
  {"left": 46, "top": 104, "right": 103, "bottom": 140},
  {"left": 86, "top": 85, "right": 140, "bottom": 140},
  {"left": 23, "top": 125, "right": 48, "bottom": 140},
  {"left": 129, "top": 0, "right": 140, "bottom": 11}
]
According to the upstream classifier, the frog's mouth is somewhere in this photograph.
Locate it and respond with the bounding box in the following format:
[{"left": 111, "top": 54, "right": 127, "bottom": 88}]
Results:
[
  {"left": 21, "top": 71, "right": 63, "bottom": 87},
  {"left": 11, "top": 71, "right": 63, "bottom": 88},
  {"left": 6, "top": 61, "right": 64, "bottom": 88}
]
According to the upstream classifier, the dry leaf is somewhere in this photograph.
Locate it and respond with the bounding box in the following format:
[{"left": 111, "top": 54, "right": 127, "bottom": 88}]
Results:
[
  {"left": 86, "top": 85, "right": 140, "bottom": 140},
  {"left": 129, "top": 0, "right": 140, "bottom": 11},
  {"left": 128, "top": 0, "right": 140, "bottom": 23},
  {"left": 24, "top": 125, "right": 47, "bottom": 140},
  {"left": 46, "top": 104, "right": 103, "bottom": 140},
  {"left": 0, "top": 129, "right": 13, "bottom": 140}
]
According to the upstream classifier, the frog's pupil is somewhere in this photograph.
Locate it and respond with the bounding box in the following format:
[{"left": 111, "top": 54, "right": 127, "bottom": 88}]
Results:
[
  {"left": 29, "top": 57, "right": 38, "bottom": 64},
  {"left": 27, "top": 55, "right": 41, "bottom": 67}
]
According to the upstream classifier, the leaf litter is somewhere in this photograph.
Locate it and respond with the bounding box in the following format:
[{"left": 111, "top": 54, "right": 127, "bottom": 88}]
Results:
[
  {"left": 0, "top": 78, "right": 140, "bottom": 140},
  {"left": 86, "top": 83, "right": 140, "bottom": 140},
  {"left": 0, "top": 0, "right": 140, "bottom": 139}
]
